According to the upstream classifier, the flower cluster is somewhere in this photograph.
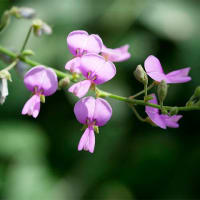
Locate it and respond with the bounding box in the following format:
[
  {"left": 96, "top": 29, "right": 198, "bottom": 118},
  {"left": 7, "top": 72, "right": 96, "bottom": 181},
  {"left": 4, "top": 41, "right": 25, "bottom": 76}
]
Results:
[{"left": 19, "top": 30, "right": 192, "bottom": 154}]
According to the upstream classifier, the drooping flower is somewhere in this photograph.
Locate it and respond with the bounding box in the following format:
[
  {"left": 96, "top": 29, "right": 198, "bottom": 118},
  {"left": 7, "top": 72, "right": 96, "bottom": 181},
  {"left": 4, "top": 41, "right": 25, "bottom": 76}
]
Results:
[
  {"left": 68, "top": 53, "right": 116, "bottom": 98},
  {"left": 101, "top": 44, "right": 131, "bottom": 62},
  {"left": 22, "top": 65, "right": 58, "bottom": 118},
  {"left": 74, "top": 96, "right": 112, "bottom": 153},
  {"left": 65, "top": 30, "right": 103, "bottom": 73},
  {"left": 0, "top": 70, "right": 11, "bottom": 105},
  {"left": 145, "top": 93, "right": 182, "bottom": 129},
  {"left": 144, "top": 55, "right": 191, "bottom": 83}
]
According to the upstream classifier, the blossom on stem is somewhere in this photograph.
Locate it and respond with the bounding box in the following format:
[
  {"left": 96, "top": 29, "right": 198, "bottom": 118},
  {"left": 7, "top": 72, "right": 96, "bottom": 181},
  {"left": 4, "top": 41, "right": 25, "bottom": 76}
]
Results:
[
  {"left": 65, "top": 30, "right": 103, "bottom": 73},
  {"left": 145, "top": 93, "right": 182, "bottom": 129},
  {"left": 101, "top": 44, "right": 131, "bottom": 62},
  {"left": 144, "top": 55, "right": 191, "bottom": 83},
  {"left": 74, "top": 96, "right": 112, "bottom": 153},
  {"left": 68, "top": 53, "right": 116, "bottom": 98},
  {"left": 22, "top": 65, "right": 58, "bottom": 118}
]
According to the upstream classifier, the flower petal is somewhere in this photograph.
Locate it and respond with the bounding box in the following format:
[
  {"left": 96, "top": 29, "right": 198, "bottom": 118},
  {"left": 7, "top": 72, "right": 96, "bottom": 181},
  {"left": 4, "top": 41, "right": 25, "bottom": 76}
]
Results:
[
  {"left": 94, "top": 98, "right": 112, "bottom": 126},
  {"left": 160, "top": 114, "right": 183, "bottom": 128},
  {"left": 24, "top": 65, "right": 58, "bottom": 96},
  {"left": 80, "top": 53, "right": 116, "bottom": 85},
  {"left": 65, "top": 57, "right": 81, "bottom": 73},
  {"left": 22, "top": 94, "right": 40, "bottom": 118},
  {"left": 145, "top": 93, "right": 159, "bottom": 114},
  {"left": 78, "top": 127, "right": 90, "bottom": 151},
  {"left": 74, "top": 96, "right": 96, "bottom": 124},
  {"left": 147, "top": 112, "right": 166, "bottom": 129},
  {"left": 144, "top": 55, "right": 164, "bottom": 74},
  {"left": 78, "top": 127, "right": 95, "bottom": 153},
  {"left": 166, "top": 67, "right": 191, "bottom": 83},
  {"left": 101, "top": 44, "right": 131, "bottom": 62},
  {"left": 68, "top": 80, "right": 91, "bottom": 98},
  {"left": 67, "top": 30, "right": 103, "bottom": 56}
]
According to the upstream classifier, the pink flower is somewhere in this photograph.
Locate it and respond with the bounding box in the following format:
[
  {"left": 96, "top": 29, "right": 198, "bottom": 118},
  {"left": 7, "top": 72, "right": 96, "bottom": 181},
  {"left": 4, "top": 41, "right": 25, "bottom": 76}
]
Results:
[
  {"left": 144, "top": 55, "right": 191, "bottom": 83},
  {"left": 68, "top": 53, "right": 116, "bottom": 98},
  {"left": 65, "top": 30, "right": 103, "bottom": 73},
  {"left": 101, "top": 44, "right": 131, "bottom": 62},
  {"left": 74, "top": 96, "right": 112, "bottom": 153},
  {"left": 145, "top": 93, "right": 183, "bottom": 129},
  {"left": 22, "top": 66, "right": 58, "bottom": 118}
]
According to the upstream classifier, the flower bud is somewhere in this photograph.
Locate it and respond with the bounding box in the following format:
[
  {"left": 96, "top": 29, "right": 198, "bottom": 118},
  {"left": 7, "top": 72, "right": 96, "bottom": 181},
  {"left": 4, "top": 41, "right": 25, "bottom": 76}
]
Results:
[
  {"left": 157, "top": 80, "right": 168, "bottom": 104},
  {"left": 21, "top": 49, "right": 35, "bottom": 57},
  {"left": 194, "top": 86, "right": 200, "bottom": 98},
  {"left": 0, "top": 10, "right": 10, "bottom": 32},
  {"left": 58, "top": 77, "right": 70, "bottom": 89},
  {"left": 0, "top": 78, "right": 8, "bottom": 104},
  {"left": 134, "top": 65, "right": 148, "bottom": 85},
  {"left": 10, "top": 7, "right": 36, "bottom": 19},
  {"left": 32, "top": 19, "right": 52, "bottom": 37}
]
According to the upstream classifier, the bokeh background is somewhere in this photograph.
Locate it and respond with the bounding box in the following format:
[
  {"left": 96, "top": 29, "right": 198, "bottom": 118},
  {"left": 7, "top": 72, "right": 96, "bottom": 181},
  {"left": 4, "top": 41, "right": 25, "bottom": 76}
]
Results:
[{"left": 1, "top": 0, "right": 200, "bottom": 199}]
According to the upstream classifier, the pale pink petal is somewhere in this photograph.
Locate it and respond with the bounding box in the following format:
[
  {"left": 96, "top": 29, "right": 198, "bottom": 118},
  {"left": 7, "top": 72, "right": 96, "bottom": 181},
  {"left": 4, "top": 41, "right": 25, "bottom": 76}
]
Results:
[
  {"left": 24, "top": 65, "right": 58, "bottom": 96},
  {"left": 145, "top": 93, "right": 159, "bottom": 114},
  {"left": 78, "top": 127, "right": 90, "bottom": 151},
  {"left": 80, "top": 53, "right": 116, "bottom": 85},
  {"left": 22, "top": 94, "right": 40, "bottom": 118},
  {"left": 144, "top": 55, "right": 164, "bottom": 74},
  {"left": 74, "top": 96, "right": 96, "bottom": 124},
  {"left": 67, "top": 30, "right": 103, "bottom": 56},
  {"left": 101, "top": 44, "right": 131, "bottom": 62},
  {"left": 145, "top": 93, "right": 166, "bottom": 129},
  {"left": 88, "top": 127, "right": 95, "bottom": 153},
  {"left": 147, "top": 112, "right": 166, "bottom": 129},
  {"left": 65, "top": 57, "right": 81, "bottom": 73},
  {"left": 68, "top": 80, "right": 91, "bottom": 98},
  {"left": 78, "top": 127, "right": 95, "bottom": 153},
  {"left": 166, "top": 67, "right": 191, "bottom": 83},
  {"left": 93, "top": 98, "right": 112, "bottom": 126},
  {"left": 160, "top": 114, "right": 183, "bottom": 128},
  {"left": 67, "top": 30, "right": 88, "bottom": 56}
]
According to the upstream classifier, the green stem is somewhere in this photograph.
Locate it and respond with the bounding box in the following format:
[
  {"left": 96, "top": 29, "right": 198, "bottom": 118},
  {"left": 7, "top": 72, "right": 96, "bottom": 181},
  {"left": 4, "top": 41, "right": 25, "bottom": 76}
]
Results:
[
  {"left": 0, "top": 45, "right": 200, "bottom": 112},
  {"left": 130, "top": 82, "right": 155, "bottom": 99},
  {"left": 20, "top": 26, "right": 33, "bottom": 53},
  {"left": 130, "top": 106, "right": 146, "bottom": 122},
  {"left": 2, "top": 59, "right": 18, "bottom": 71}
]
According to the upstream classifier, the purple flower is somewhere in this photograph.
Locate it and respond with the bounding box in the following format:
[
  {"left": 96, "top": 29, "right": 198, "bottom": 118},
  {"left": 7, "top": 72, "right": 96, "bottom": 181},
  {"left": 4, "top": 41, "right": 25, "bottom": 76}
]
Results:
[
  {"left": 101, "top": 44, "right": 131, "bottom": 62},
  {"left": 74, "top": 96, "right": 112, "bottom": 153},
  {"left": 22, "top": 65, "right": 58, "bottom": 118},
  {"left": 68, "top": 53, "right": 116, "bottom": 98},
  {"left": 145, "top": 93, "right": 182, "bottom": 129},
  {"left": 65, "top": 30, "right": 103, "bottom": 73},
  {"left": 144, "top": 55, "right": 191, "bottom": 83}
]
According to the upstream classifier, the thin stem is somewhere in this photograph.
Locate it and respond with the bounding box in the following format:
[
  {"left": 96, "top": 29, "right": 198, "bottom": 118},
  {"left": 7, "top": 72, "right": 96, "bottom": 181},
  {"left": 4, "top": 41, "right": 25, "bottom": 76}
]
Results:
[
  {"left": 20, "top": 26, "right": 33, "bottom": 53},
  {"left": 130, "top": 82, "right": 155, "bottom": 99},
  {"left": 2, "top": 59, "right": 18, "bottom": 71},
  {"left": 129, "top": 105, "right": 146, "bottom": 122},
  {"left": 1, "top": 44, "right": 200, "bottom": 112}
]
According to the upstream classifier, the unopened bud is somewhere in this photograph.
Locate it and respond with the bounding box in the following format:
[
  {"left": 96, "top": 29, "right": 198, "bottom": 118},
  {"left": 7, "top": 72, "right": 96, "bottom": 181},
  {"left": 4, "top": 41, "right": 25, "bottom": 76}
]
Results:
[
  {"left": 157, "top": 80, "right": 168, "bottom": 104},
  {"left": 58, "top": 77, "right": 70, "bottom": 89},
  {"left": 134, "top": 65, "right": 148, "bottom": 85},
  {"left": 0, "top": 10, "right": 10, "bottom": 32},
  {"left": 32, "top": 19, "right": 52, "bottom": 37},
  {"left": 21, "top": 49, "right": 35, "bottom": 57},
  {"left": 17, "top": 7, "right": 36, "bottom": 19},
  {"left": 0, "top": 70, "right": 10, "bottom": 105},
  {"left": 194, "top": 86, "right": 200, "bottom": 98}
]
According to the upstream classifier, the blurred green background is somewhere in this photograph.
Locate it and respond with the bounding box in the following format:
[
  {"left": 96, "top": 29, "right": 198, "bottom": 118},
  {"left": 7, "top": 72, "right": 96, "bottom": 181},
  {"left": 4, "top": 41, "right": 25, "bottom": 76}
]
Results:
[{"left": 1, "top": 0, "right": 200, "bottom": 199}]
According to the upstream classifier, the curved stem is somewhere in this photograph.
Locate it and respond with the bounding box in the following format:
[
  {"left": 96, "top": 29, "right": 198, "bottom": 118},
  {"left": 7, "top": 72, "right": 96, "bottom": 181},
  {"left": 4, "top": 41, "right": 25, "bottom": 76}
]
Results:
[{"left": 0, "top": 45, "right": 200, "bottom": 112}]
